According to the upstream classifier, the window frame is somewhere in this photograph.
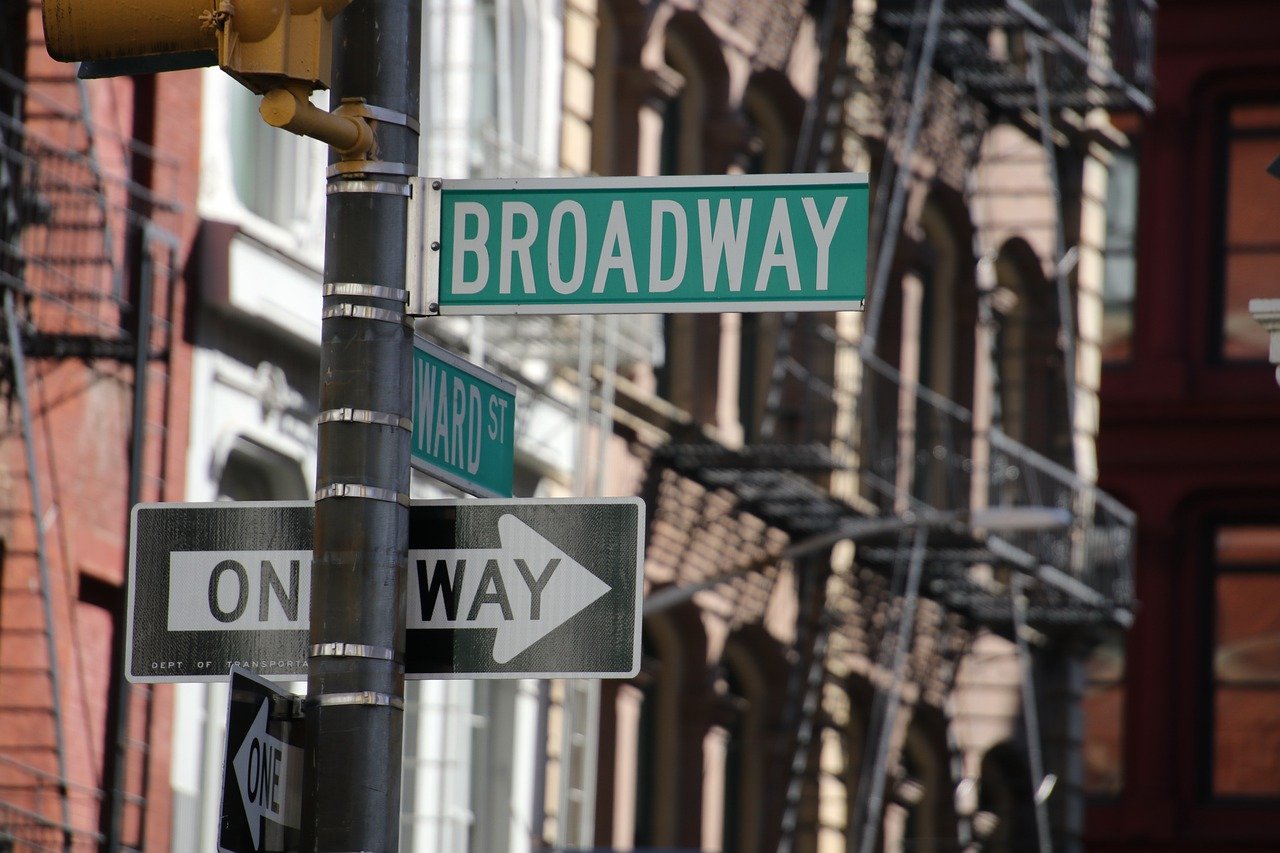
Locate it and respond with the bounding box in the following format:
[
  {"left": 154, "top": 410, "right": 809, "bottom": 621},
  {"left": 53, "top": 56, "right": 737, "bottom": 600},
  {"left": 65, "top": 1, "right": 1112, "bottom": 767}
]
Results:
[
  {"left": 1200, "top": 519, "right": 1280, "bottom": 803},
  {"left": 1210, "top": 97, "right": 1280, "bottom": 365}
]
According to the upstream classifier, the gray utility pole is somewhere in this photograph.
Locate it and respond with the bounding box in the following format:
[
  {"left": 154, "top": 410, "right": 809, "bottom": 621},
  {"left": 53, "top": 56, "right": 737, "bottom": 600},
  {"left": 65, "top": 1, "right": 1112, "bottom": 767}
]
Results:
[{"left": 303, "top": 0, "right": 421, "bottom": 847}]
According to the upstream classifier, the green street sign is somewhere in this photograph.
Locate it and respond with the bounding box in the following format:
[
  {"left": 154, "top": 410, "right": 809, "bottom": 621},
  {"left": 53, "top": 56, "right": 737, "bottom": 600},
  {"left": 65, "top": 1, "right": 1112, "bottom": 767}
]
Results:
[
  {"left": 412, "top": 337, "right": 516, "bottom": 497},
  {"left": 408, "top": 174, "right": 867, "bottom": 316}
]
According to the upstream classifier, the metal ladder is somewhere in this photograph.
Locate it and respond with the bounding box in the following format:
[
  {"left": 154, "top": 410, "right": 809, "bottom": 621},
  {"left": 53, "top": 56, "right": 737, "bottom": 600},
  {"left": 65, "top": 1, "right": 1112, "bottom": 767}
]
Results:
[{"left": 0, "top": 61, "right": 174, "bottom": 851}]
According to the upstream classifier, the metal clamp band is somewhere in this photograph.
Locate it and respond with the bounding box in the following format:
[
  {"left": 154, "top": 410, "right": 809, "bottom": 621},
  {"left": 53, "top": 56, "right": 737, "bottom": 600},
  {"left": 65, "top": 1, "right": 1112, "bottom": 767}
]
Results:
[
  {"left": 361, "top": 104, "right": 421, "bottom": 135},
  {"left": 322, "top": 302, "right": 410, "bottom": 326},
  {"left": 315, "top": 483, "right": 409, "bottom": 507},
  {"left": 324, "top": 282, "right": 408, "bottom": 303},
  {"left": 327, "top": 180, "right": 413, "bottom": 197},
  {"left": 313, "top": 691, "right": 405, "bottom": 710},
  {"left": 327, "top": 160, "right": 416, "bottom": 179},
  {"left": 318, "top": 407, "right": 411, "bottom": 431},
  {"left": 311, "top": 642, "right": 402, "bottom": 664}
]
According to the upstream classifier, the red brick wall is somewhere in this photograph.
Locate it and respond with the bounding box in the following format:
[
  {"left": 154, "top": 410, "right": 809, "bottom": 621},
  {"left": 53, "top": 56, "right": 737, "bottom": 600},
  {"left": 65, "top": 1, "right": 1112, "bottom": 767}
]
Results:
[{"left": 0, "top": 5, "right": 200, "bottom": 847}]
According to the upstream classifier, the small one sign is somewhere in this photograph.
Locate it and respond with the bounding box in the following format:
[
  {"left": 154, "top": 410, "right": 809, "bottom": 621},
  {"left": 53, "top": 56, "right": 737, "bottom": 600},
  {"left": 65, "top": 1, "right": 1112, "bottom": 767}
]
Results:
[
  {"left": 128, "top": 498, "right": 643, "bottom": 682},
  {"left": 218, "top": 667, "right": 303, "bottom": 853},
  {"left": 407, "top": 173, "right": 868, "bottom": 316},
  {"left": 411, "top": 336, "right": 516, "bottom": 498}
]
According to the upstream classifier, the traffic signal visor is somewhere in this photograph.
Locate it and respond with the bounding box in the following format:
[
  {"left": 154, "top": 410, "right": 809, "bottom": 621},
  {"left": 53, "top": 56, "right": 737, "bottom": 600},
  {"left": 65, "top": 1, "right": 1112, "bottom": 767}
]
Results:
[{"left": 43, "top": 0, "right": 350, "bottom": 92}]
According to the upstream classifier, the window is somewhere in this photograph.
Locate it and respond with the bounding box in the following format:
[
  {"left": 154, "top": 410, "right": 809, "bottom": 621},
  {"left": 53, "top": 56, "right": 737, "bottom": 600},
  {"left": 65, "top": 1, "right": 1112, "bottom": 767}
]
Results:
[
  {"left": 1102, "top": 146, "right": 1138, "bottom": 362},
  {"left": 1209, "top": 524, "right": 1280, "bottom": 798},
  {"left": 226, "top": 85, "right": 326, "bottom": 234},
  {"left": 654, "top": 25, "right": 724, "bottom": 425},
  {"left": 719, "top": 651, "right": 764, "bottom": 853},
  {"left": 737, "top": 82, "right": 801, "bottom": 442},
  {"left": 465, "top": 0, "right": 554, "bottom": 176},
  {"left": 885, "top": 718, "right": 957, "bottom": 853},
  {"left": 1082, "top": 634, "right": 1125, "bottom": 795},
  {"left": 976, "top": 742, "right": 1036, "bottom": 852},
  {"left": 217, "top": 438, "right": 307, "bottom": 502},
  {"left": 994, "top": 238, "right": 1071, "bottom": 466},
  {"left": 1215, "top": 102, "right": 1280, "bottom": 361}
]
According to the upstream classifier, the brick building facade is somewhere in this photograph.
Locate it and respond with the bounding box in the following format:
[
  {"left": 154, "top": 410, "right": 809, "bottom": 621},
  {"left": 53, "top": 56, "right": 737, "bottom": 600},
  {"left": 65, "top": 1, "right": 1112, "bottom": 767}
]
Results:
[{"left": 0, "top": 2, "right": 202, "bottom": 847}]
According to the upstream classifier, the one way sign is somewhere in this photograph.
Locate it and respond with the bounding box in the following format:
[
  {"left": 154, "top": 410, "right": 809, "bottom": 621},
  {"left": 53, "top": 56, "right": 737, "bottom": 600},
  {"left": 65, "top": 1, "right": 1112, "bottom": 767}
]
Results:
[
  {"left": 127, "top": 498, "right": 643, "bottom": 681},
  {"left": 219, "top": 667, "right": 302, "bottom": 853},
  {"left": 405, "top": 498, "right": 642, "bottom": 677},
  {"left": 408, "top": 513, "right": 612, "bottom": 664}
]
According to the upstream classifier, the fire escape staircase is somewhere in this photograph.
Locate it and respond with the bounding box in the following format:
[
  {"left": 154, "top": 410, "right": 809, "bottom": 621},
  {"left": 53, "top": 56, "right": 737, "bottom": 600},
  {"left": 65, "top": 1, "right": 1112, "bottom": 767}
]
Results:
[
  {"left": 648, "top": 1, "right": 1153, "bottom": 850},
  {"left": 0, "top": 57, "right": 178, "bottom": 850}
]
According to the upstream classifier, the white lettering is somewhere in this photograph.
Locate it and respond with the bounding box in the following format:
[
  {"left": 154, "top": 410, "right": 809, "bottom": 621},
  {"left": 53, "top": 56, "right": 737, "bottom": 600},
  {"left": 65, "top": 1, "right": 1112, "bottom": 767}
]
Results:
[
  {"left": 754, "top": 197, "right": 800, "bottom": 292},
  {"left": 649, "top": 199, "right": 687, "bottom": 293},
  {"left": 433, "top": 377, "right": 449, "bottom": 459},
  {"left": 802, "top": 195, "right": 846, "bottom": 292},
  {"left": 467, "top": 386, "right": 482, "bottom": 474},
  {"left": 451, "top": 202, "right": 489, "bottom": 295},
  {"left": 416, "top": 359, "right": 437, "bottom": 453},
  {"left": 698, "top": 198, "right": 752, "bottom": 292},
  {"left": 548, "top": 200, "right": 588, "bottom": 294},
  {"left": 499, "top": 201, "right": 538, "bottom": 294},
  {"left": 488, "top": 396, "right": 508, "bottom": 442},
  {"left": 592, "top": 201, "right": 639, "bottom": 294},
  {"left": 451, "top": 377, "right": 465, "bottom": 468}
]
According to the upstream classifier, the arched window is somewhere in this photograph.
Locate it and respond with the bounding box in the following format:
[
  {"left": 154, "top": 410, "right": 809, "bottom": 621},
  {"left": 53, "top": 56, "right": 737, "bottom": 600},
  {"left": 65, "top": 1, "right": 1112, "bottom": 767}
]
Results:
[
  {"left": 216, "top": 437, "right": 308, "bottom": 501},
  {"left": 870, "top": 193, "right": 978, "bottom": 511},
  {"left": 601, "top": 609, "right": 694, "bottom": 849},
  {"left": 885, "top": 714, "right": 959, "bottom": 853},
  {"left": 976, "top": 742, "right": 1038, "bottom": 852},
  {"left": 591, "top": 0, "right": 651, "bottom": 178},
  {"left": 654, "top": 16, "right": 729, "bottom": 427},
  {"left": 993, "top": 237, "right": 1071, "bottom": 466},
  {"left": 718, "top": 642, "right": 768, "bottom": 853},
  {"left": 917, "top": 194, "right": 978, "bottom": 411},
  {"left": 737, "top": 75, "right": 818, "bottom": 444}
]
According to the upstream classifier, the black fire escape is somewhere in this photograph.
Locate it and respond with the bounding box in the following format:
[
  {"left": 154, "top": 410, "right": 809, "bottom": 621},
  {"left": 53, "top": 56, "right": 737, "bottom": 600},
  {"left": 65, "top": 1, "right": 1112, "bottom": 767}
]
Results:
[
  {"left": 649, "top": 1, "right": 1153, "bottom": 851},
  {"left": 0, "top": 61, "right": 180, "bottom": 850}
]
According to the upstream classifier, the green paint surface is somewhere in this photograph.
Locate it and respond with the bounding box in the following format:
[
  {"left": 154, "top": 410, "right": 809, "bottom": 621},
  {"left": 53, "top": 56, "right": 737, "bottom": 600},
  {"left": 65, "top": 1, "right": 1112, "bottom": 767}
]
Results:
[
  {"left": 411, "top": 341, "right": 515, "bottom": 497},
  {"left": 436, "top": 176, "right": 867, "bottom": 314}
]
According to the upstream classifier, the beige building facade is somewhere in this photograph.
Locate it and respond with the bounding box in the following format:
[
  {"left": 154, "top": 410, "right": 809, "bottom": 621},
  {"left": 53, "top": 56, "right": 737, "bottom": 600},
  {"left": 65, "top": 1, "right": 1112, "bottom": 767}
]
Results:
[{"left": 556, "top": 1, "right": 1146, "bottom": 851}]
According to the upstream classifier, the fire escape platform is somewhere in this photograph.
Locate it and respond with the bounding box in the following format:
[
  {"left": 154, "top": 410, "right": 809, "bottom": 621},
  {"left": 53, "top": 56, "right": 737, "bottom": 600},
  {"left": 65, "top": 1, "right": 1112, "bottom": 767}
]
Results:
[
  {"left": 874, "top": 0, "right": 1155, "bottom": 114},
  {"left": 655, "top": 435, "right": 1135, "bottom": 634}
]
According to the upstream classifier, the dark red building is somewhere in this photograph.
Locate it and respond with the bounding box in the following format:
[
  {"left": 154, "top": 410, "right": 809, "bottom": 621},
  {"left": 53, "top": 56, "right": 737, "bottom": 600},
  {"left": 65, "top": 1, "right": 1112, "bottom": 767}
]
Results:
[{"left": 1092, "top": 0, "right": 1280, "bottom": 849}]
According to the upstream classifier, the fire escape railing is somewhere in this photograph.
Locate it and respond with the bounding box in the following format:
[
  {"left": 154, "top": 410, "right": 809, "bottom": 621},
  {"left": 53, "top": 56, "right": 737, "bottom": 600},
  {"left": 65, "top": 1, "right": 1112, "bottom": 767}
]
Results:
[
  {"left": 0, "top": 755, "right": 104, "bottom": 852},
  {"left": 856, "top": 350, "right": 1135, "bottom": 627},
  {"left": 0, "top": 64, "right": 180, "bottom": 851},
  {"left": 874, "top": 0, "right": 1155, "bottom": 114}
]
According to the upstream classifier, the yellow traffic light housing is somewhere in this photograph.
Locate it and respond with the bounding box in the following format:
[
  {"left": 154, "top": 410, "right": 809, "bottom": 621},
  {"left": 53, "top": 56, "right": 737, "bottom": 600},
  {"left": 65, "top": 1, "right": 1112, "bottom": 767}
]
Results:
[{"left": 43, "top": 0, "right": 350, "bottom": 93}]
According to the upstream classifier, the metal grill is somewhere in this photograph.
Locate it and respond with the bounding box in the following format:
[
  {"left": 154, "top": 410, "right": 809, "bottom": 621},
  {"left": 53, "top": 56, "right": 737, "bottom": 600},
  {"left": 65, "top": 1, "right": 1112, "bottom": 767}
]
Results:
[
  {"left": 874, "top": 0, "right": 1156, "bottom": 113},
  {"left": 0, "top": 65, "right": 178, "bottom": 852}
]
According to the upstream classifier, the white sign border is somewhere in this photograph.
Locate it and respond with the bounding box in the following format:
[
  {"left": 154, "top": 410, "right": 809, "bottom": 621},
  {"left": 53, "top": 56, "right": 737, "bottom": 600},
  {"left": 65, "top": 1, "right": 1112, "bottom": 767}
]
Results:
[
  {"left": 410, "top": 335, "right": 518, "bottom": 497},
  {"left": 405, "top": 496, "right": 646, "bottom": 681},
  {"left": 128, "top": 497, "right": 645, "bottom": 683},
  {"left": 411, "top": 173, "right": 870, "bottom": 317}
]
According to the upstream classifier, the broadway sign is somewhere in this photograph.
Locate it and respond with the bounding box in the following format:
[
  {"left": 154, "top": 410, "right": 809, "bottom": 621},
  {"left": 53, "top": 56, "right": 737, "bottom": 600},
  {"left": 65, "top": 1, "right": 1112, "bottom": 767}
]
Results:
[
  {"left": 127, "top": 498, "right": 643, "bottom": 682},
  {"left": 408, "top": 173, "right": 868, "bottom": 315}
]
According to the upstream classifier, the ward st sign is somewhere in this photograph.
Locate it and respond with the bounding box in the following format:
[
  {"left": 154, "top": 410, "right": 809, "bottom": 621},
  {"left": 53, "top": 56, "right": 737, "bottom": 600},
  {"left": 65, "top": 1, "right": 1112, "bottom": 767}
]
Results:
[{"left": 411, "top": 335, "right": 515, "bottom": 498}]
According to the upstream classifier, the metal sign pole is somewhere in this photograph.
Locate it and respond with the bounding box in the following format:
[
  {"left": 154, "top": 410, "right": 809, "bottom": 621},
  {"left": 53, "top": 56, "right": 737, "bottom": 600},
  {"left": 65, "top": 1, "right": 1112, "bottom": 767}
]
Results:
[{"left": 302, "top": 0, "right": 421, "bottom": 847}]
